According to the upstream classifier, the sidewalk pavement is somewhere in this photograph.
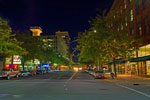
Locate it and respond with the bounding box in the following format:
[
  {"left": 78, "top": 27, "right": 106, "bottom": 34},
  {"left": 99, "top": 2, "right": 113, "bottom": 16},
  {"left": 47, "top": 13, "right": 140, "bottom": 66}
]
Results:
[{"left": 105, "top": 74, "right": 150, "bottom": 85}]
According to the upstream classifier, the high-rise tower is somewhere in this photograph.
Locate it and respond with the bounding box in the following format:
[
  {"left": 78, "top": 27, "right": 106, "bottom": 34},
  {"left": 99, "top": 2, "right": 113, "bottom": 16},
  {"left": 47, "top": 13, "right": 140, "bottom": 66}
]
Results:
[{"left": 30, "top": 27, "right": 42, "bottom": 36}]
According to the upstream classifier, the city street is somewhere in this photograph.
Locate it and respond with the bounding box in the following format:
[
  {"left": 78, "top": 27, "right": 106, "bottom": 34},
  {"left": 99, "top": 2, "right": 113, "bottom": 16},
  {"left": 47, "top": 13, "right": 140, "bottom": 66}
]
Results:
[{"left": 0, "top": 71, "right": 150, "bottom": 100}]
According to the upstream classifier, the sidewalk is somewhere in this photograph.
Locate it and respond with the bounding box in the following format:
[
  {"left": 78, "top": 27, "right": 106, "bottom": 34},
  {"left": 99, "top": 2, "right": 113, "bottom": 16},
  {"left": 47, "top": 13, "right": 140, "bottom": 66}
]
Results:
[{"left": 105, "top": 74, "right": 150, "bottom": 85}]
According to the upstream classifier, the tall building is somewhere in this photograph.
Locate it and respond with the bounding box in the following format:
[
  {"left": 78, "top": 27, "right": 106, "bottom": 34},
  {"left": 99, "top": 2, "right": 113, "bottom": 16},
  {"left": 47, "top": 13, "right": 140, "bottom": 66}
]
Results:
[
  {"left": 56, "top": 35, "right": 68, "bottom": 56},
  {"left": 30, "top": 27, "right": 43, "bottom": 36},
  {"left": 41, "top": 35, "right": 68, "bottom": 56},
  {"left": 42, "top": 35, "right": 57, "bottom": 51},
  {"left": 109, "top": 0, "right": 150, "bottom": 76},
  {"left": 55, "top": 31, "right": 71, "bottom": 56},
  {"left": 30, "top": 27, "right": 70, "bottom": 59}
]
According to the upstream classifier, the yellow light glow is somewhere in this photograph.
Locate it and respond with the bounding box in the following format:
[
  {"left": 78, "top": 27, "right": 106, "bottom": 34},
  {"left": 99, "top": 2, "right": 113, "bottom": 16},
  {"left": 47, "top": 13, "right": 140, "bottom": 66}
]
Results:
[
  {"left": 73, "top": 67, "right": 78, "bottom": 72},
  {"left": 79, "top": 67, "right": 82, "bottom": 71}
]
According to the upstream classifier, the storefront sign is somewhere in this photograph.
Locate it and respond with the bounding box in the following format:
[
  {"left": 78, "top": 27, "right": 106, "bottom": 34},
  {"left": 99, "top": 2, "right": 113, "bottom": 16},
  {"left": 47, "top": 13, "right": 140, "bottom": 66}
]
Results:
[
  {"left": 34, "top": 59, "right": 40, "bottom": 64},
  {"left": 5, "top": 57, "right": 12, "bottom": 64},
  {"left": 13, "top": 55, "right": 21, "bottom": 64}
]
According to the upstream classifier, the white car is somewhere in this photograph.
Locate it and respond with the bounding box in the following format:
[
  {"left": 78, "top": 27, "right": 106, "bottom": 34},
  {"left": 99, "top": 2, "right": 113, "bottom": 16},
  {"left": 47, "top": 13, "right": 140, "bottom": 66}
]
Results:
[
  {"left": 0, "top": 69, "right": 21, "bottom": 80},
  {"left": 20, "top": 71, "right": 30, "bottom": 77}
]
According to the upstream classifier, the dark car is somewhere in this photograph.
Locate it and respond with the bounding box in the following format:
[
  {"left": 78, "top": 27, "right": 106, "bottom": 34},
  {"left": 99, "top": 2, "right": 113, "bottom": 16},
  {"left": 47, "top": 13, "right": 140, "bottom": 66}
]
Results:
[{"left": 36, "top": 70, "right": 45, "bottom": 75}]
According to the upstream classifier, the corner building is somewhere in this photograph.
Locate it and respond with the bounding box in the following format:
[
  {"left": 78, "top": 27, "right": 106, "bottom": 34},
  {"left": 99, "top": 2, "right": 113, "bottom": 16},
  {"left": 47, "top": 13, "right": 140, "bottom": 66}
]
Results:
[{"left": 109, "top": 0, "right": 150, "bottom": 77}]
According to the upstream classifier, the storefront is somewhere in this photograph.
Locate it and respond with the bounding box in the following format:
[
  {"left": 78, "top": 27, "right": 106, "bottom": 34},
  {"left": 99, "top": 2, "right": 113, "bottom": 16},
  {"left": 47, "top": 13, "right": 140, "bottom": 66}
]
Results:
[
  {"left": 117, "top": 64, "right": 125, "bottom": 74},
  {"left": 25, "top": 60, "right": 37, "bottom": 71},
  {"left": 108, "top": 60, "right": 126, "bottom": 74},
  {"left": 5, "top": 64, "right": 19, "bottom": 71},
  {"left": 5, "top": 55, "right": 21, "bottom": 71},
  {"left": 147, "top": 61, "right": 150, "bottom": 76}
]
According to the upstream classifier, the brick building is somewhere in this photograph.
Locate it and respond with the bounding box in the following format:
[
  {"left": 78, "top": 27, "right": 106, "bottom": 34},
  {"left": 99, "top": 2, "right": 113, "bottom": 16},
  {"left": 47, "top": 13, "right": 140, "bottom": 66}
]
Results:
[{"left": 109, "top": 0, "right": 150, "bottom": 76}]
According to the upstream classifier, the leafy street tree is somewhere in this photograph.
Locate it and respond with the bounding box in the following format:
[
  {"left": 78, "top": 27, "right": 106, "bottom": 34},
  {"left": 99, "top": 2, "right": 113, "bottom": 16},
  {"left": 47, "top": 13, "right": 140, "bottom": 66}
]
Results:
[
  {"left": 14, "top": 30, "right": 45, "bottom": 70},
  {"left": 75, "top": 10, "right": 136, "bottom": 77},
  {"left": 14, "top": 30, "right": 70, "bottom": 70},
  {"left": 0, "top": 17, "right": 27, "bottom": 58}
]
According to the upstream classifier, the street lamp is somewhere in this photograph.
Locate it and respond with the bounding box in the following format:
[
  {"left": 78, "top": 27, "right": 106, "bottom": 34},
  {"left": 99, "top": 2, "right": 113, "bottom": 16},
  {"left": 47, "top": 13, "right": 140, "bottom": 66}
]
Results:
[{"left": 94, "top": 30, "right": 97, "bottom": 33}]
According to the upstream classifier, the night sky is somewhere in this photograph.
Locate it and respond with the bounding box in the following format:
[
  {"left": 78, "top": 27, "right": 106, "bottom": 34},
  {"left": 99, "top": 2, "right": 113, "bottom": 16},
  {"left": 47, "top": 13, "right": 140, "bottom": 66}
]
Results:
[{"left": 0, "top": 0, "right": 114, "bottom": 53}]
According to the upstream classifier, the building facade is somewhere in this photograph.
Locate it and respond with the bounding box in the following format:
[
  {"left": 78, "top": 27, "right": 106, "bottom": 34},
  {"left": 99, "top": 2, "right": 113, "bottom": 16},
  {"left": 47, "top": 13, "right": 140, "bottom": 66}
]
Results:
[
  {"left": 42, "top": 35, "right": 57, "bottom": 51},
  {"left": 30, "top": 28, "right": 69, "bottom": 58},
  {"left": 109, "top": 0, "right": 150, "bottom": 76},
  {"left": 55, "top": 31, "right": 70, "bottom": 57},
  {"left": 30, "top": 27, "right": 43, "bottom": 36}
]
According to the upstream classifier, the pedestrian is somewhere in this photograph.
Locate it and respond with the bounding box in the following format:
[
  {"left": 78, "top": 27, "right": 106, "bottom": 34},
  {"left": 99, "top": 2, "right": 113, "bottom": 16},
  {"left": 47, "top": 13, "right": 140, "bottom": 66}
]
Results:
[{"left": 110, "top": 72, "right": 114, "bottom": 79}]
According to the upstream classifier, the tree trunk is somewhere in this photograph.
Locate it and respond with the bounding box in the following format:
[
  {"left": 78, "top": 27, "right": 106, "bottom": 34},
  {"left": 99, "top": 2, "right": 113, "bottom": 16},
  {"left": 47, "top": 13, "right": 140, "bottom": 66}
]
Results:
[
  {"left": 22, "top": 62, "right": 25, "bottom": 71},
  {"left": 113, "top": 57, "right": 117, "bottom": 78}
]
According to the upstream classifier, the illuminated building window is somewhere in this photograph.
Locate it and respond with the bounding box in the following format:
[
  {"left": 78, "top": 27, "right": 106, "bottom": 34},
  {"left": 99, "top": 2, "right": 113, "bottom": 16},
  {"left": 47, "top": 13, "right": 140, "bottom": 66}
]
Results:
[
  {"left": 130, "top": 28, "right": 134, "bottom": 35},
  {"left": 121, "top": 25, "right": 124, "bottom": 30},
  {"left": 117, "top": 28, "right": 120, "bottom": 31},
  {"left": 124, "top": 0, "right": 127, "bottom": 8},
  {"left": 114, "top": 15, "right": 115, "bottom": 19},
  {"left": 129, "top": 0, "right": 132, "bottom": 3},
  {"left": 130, "top": 9, "right": 134, "bottom": 22},
  {"left": 137, "top": 24, "right": 142, "bottom": 37},
  {"left": 125, "top": 17, "right": 128, "bottom": 26},
  {"left": 48, "top": 39, "right": 54, "bottom": 41},
  {"left": 61, "top": 36, "right": 66, "bottom": 38}
]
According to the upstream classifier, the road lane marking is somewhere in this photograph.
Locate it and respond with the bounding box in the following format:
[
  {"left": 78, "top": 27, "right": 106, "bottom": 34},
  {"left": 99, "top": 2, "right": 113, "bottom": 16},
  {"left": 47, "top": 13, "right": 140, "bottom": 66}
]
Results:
[
  {"left": 68, "top": 72, "right": 77, "bottom": 81},
  {"left": 118, "top": 84, "right": 150, "bottom": 98}
]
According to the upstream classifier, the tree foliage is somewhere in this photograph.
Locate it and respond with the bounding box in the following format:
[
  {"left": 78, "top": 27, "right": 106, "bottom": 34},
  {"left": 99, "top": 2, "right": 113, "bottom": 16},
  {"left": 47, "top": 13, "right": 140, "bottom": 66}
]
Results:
[
  {"left": 75, "top": 10, "right": 136, "bottom": 68},
  {"left": 0, "top": 17, "right": 27, "bottom": 57},
  {"left": 14, "top": 30, "right": 70, "bottom": 66}
]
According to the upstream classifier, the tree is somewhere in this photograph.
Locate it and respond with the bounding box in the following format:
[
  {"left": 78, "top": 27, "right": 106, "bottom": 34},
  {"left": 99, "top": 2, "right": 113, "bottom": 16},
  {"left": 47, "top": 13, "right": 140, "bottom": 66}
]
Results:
[
  {"left": 14, "top": 30, "right": 45, "bottom": 70},
  {"left": 75, "top": 10, "right": 136, "bottom": 76},
  {"left": 0, "top": 17, "right": 27, "bottom": 57},
  {"left": 14, "top": 30, "right": 70, "bottom": 70}
]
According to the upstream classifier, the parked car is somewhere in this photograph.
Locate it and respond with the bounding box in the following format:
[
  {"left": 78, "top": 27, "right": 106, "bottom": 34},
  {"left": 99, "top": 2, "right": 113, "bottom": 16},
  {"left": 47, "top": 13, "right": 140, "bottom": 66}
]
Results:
[
  {"left": 0, "top": 69, "right": 21, "bottom": 80},
  {"left": 36, "top": 70, "right": 43, "bottom": 74},
  {"left": 20, "top": 71, "right": 30, "bottom": 77},
  {"left": 88, "top": 69, "right": 95, "bottom": 76},
  {"left": 89, "top": 71, "right": 95, "bottom": 76},
  {"left": 0, "top": 71, "right": 3, "bottom": 78},
  {"left": 93, "top": 71, "right": 105, "bottom": 79},
  {"left": 29, "top": 71, "right": 36, "bottom": 76}
]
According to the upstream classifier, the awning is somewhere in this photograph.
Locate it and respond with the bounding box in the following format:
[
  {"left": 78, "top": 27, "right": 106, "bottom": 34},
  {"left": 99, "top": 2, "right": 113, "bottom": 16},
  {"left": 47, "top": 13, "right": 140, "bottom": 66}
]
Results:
[
  {"left": 108, "top": 60, "right": 125, "bottom": 65},
  {"left": 130, "top": 56, "right": 150, "bottom": 62}
]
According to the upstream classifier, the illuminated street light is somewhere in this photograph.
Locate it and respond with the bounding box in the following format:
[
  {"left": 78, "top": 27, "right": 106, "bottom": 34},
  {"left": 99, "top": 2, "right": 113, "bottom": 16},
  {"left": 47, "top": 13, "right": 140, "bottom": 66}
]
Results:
[{"left": 94, "top": 30, "right": 97, "bottom": 33}]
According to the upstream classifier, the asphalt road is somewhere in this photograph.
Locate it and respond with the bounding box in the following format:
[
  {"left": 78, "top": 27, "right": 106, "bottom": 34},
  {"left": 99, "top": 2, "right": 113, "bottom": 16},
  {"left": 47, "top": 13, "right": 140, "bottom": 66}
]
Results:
[{"left": 0, "top": 71, "right": 150, "bottom": 100}]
